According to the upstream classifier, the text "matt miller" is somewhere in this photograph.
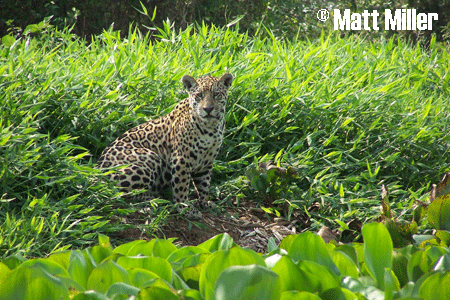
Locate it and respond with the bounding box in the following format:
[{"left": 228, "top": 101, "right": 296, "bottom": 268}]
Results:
[{"left": 334, "top": 9, "right": 438, "bottom": 30}]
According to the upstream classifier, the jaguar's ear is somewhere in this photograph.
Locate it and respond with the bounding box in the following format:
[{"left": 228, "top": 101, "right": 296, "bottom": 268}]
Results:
[
  {"left": 219, "top": 73, "right": 233, "bottom": 89},
  {"left": 182, "top": 75, "right": 198, "bottom": 92}
]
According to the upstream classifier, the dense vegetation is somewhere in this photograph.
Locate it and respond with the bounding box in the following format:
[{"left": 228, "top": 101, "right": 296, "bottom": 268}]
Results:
[
  {"left": 1, "top": 20, "right": 449, "bottom": 258},
  {"left": 2, "top": 0, "right": 450, "bottom": 43},
  {"left": 2, "top": 223, "right": 450, "bottom": 300}
]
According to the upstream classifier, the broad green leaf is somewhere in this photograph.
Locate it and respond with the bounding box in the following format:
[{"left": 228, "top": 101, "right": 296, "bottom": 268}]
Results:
[
  {"left": 179, "top": 253, "right": 210, "bottom": 287},
  {"left": 197, "top": 233, "right": 237, "bottom": 252},
  {"left": 172, "top": 270, "right": 192, "bottom": 290},
  {"left": 116, "top": 255, "right": 172, "bottom": 283},
  {"left": 321, "top": 287, "right": 358, "bottom": 300},
  {"left": 286, "top": 232, "right": 340, "bottom": 275},
  {"left": 334, "top": 245, "right": 358, "bottom": 266},
  {"left": 392, "top": 251, "right": 409, "bottom": 287},
  {"left": 179, "top": 289, "right": 203, "bottom": 300},
  {"left": 199, "top": 247, "right": 265, "bottom": 300},
  {"left": 124, "top": 241, "right": 156, "bottom": 257},
  {"left": 297, "top": 260, "right": 340, "bottom": 294},
  {"left": 105, "top": 282, "right": 140, "bottom": 298},
  {"left": 168, "top": 246, "right": 209, "bottom": 275},
  {"left": 272, "top": 255, "right": 318, "bottom": 293},
  {"left": 0, "top": 261, "right": 70, "bottom": 300},
  {"left": 72, "top": 290, "right": 110, "bottom": 300},
  {"left": 280, "top": 291, "right": 321, "bottom": 300},
  {"left": 85, "top": 245, "right": 113, "bottom": 267},
  {"left": 138, "top": 286, "right": 179, "bottom": 300},
  {"left": 128, "top": 268, "right": 160, "bottom": 288},
  {"left": 384, "top": 268, "right": 400, "bottom": 300},
  {"left": 86, "top": 260, "right": 131, "bottom": 294},
  {"left": 341, "top": 276, "right": 366, "bottom": 294},
  {"left": 47, "top": 250, "right": 71, "bottom": 270},
  {"left": 265, "top": 253, "right": 284, "bottom": 269},
  {"left": 167, "top": 246, "right": 209, "bottom": 264},
  {"left": 113, "top": 240, "right": 147, "bottom": 255},
  {"left": 1, "top": 34, "right": 16, "bottom": 47},
  {"left": 419, "top": 272, "right": 450, "bottom": 300},
  {"left": 407, "top": 250, "right": 430, "bottom": 282},
  {"left": 148, "top": 239, "right": 178, "bottom": 259},
  {"left": 436, "top": 230, "right": 450, "bottom": 246},
  {"left": 428, "top": 194, "right": 450, "bottom": 230},
  {"left": 214, "top": 265, "right": 281, "bottom": 300},
  {"left": 434, "top": 254, "right": 450, "bottom": 271},
  {"left": 362, "top": 222, "right": 393, "bottom": 289},
  {"left": 2, "top": 253, "right": 26, "bottom": 270},
  {"left": 68, "top": 250, "right": 91, "bottom": 289},
  {"left": 330, "top": 250, "right": 359, "bottom": 278},
  {"left": 97, "top": 234, "right": 111, "bottom": 249},
  {"left": 0, "top": 262, "right": 10, "bottom": 284}
]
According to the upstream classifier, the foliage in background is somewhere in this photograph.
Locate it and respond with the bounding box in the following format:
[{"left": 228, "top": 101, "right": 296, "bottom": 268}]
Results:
[
  {"left": 2, "top": 224, "right": 450, "bottom": 300},
  {"left": 1, "top": 0, "right": 450, "bottom": 43},
  {"left": 1, "top": 19, "right": 450, "bottom": 256}
]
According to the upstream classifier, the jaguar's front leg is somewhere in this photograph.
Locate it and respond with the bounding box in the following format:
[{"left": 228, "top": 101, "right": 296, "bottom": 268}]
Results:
[
  {"left": 192, "top": 168, "right": 216, "bottom": 210},
  {"left": 170, "top": 156, "right": 202, "bottom": 219}
]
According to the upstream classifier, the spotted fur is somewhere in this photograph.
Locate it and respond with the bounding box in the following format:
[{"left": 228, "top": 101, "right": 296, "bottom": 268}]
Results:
[{"left": 96, "top": 73, "right": 233, "bottom": 219}]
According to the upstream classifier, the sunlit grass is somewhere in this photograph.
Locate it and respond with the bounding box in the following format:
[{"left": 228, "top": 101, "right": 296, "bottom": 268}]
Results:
[{"left": 1, "top": 22, "right": 449, "bottom": 256}]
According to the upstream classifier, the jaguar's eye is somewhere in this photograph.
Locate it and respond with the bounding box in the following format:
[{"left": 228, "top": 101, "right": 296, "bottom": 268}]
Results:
[{"left": 196, "top": 92, "right": 203, "bottom": 99}]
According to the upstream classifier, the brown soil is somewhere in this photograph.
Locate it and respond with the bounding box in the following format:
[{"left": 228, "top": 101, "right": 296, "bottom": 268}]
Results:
[{"left": 110, "top": 199, "right": 344, "bottom": 252}]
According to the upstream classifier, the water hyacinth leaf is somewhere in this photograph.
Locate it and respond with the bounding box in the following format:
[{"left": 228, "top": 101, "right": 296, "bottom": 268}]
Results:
[
  {"left": 128, "top": 268, "right": 160, "bottom": 288},
  {"left": 197, "top": 233, "right": 237, "bottom": 252},
  {"left": 362, "top": 223, "right": 393, "bottom": 289},
  {"left": 125, "top": 240, "right": 158, "bottom": 257},
  {"left": 214, "top": 265, "right": 281, "bottom": 300},
  {"left": 286, "top": 232, "right": 340, "bottom": 275},
  {"left": 419, "top": 272, "right": 450, "bottom": 300},
  {"left": 321, "top": 287, "right": 358, "bottom": 300},
  {"left": 112, "top": 240, "right": 147, "bottom": 255},
  {"left": 384, "top": 268, "right": 401, "bottom": 300},
  {"left": 433, "top": 253, "right": 450, "bottom": 271},
  {"left": 139, "top": 286, "right": 180, "bottom": 300},
  {"left": 180, "top": 289, "right": 204, "bottom": 300},
  {"left": 179, "top": 253, "right": 210, "bottom": 287},
  {"left": 279, "top": 234, "right": 297, "bottom": 252},
  {"left": 86, "top": 260, "right": 131, "bottom": 294},
  {"left": 297, "top": 260, "right": 340, "bottom": 293},
  {"left": 272, "top": 255, "right": 317, "bottom": 293},
  {"left": 72, "top": 290, "right": 109, "bottom": 300},
  {"left": 199, "top": 247, "right": 265, "bottom": 300},
  {"left": 105, "top": 282, "right": 140, "bottom": 298},
  {"left": 341, "top": 276, "right": 366, "bottom": 294},
  {"left": 0, "top": 262, "right": 69, "bottom": 300},
  {"left": 85, "top": 245, "right": 113, "bottom": 266},
  {"left": 116, "top": 256, "right": 172, "bottom": 283},
  {"left": 2, "top": 253, "right": 26, "bottom": 270},
  {"left": 167, "top": 245, "right": 209, "bottom": 265},
  {"left": 68, "top": 250, "right": 91, "bottom": 289},
  {"left": 407, "top": 250, "right": 430, "bottom": 282},
  {"left": 0, "top": 262, "right": 10, "bottom": 283},
  {"left": 97, "top": 234, "right": 111, "bottom": 248},
  {"left": 148, "top": 238, "right": 178, "bottom": 259},
  {"left": 436, "top": 230, "right": 450, "bottom": 246},
  {"left": 427, "top": 194, "right": 450, "bottom": 230},
  {"left": 330, "top": 250, "right": 359, "bottom": 278},
  {"left": 392, "top": 251, "right": 409, "bottom": 288},
  {"left": 47, "top": 250, "right": 71, "bottom": 270},
  {"left": 280, "top": 291, "right": 321, "bottom": 300}
]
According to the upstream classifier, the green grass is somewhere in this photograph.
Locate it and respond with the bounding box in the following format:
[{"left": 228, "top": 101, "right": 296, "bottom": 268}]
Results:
[{"left": 1, "top": 22, "right": 449, "bottom": 257}]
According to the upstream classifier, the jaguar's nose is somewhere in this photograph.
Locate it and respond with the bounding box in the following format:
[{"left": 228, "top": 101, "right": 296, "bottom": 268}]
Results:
[{"left": 203, "top": 106, "right": 213, "bottom": 114}]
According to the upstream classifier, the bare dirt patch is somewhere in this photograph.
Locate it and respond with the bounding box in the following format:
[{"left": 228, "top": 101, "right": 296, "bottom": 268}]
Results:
[{"left": 110, "top": 199, "right": 332, "bottom": 252}]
